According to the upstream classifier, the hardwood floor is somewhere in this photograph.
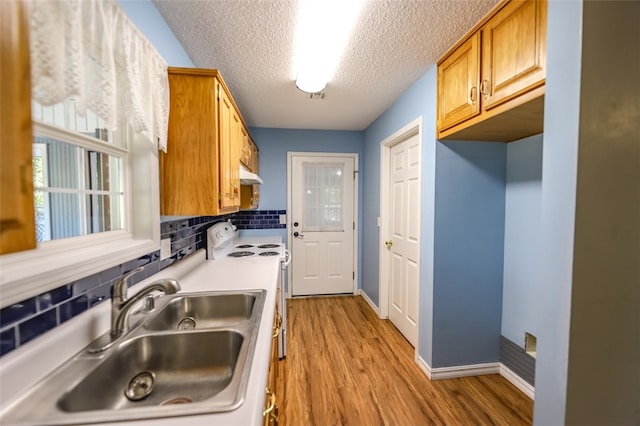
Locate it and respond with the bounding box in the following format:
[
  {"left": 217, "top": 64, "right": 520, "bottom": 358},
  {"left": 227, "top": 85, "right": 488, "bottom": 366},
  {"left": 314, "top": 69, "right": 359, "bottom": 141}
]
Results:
[{"left": 276, "top": 296, "right": 533, "bottom": 426}]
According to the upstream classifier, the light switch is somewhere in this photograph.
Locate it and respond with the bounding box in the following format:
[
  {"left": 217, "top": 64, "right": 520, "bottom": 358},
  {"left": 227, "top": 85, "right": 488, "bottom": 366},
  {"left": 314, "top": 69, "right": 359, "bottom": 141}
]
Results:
[
  {"left": 279, "top": 214, "right": 287, "bottom": 225},
  {"left": 376, "top": 217, "right": 381, "bottom": 227}
]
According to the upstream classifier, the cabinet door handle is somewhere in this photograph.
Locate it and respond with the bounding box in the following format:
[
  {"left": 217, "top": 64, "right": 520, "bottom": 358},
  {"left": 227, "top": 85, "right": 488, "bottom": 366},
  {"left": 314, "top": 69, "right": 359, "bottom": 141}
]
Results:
[
  {"left": 272, "top": 313, "right": 282, "bottom": 337},
  {"left": 469, "top": 86, "right": 477, "bottom": 105},
  {"left": 263, "top": 388, "right": 277, "bottom": 417},
  {"left": 480, "top": 79, "right": 490, "bottom": 99}
]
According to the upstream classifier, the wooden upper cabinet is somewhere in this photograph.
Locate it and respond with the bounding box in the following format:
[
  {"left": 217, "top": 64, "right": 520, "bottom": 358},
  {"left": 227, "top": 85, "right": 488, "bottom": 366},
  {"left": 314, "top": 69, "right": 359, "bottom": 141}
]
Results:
[
  {"left": 437, "top": 0, "right": 547, "bottom": 142},
  {"left": 437, "top": 33, "right": 481, "bottom": 131},
  {"left": 160, "top": 68, "right": 242, "bottom": 216},
  {"left": 481, "top": 0, "right": 546, "bottom": 110},
  {"left": 218, "top": 85, "right": 241, "bottom": 211},
  {"left": 0, "top": 0, "right": 37, "bottom": 254}
]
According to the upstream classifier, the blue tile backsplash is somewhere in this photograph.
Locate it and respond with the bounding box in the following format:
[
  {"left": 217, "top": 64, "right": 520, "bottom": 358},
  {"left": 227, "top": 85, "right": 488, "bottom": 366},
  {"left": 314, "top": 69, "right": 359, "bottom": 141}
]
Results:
[{"left": 0, "top": 210, "right": 286, "bottom": 357}]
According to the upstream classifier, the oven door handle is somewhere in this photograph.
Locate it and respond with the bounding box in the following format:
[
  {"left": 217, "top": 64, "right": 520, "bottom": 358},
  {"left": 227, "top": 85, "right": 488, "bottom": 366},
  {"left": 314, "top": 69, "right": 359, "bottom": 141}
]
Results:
[{"left": 282, "top": 249, "right": 291, "bottom": 267}]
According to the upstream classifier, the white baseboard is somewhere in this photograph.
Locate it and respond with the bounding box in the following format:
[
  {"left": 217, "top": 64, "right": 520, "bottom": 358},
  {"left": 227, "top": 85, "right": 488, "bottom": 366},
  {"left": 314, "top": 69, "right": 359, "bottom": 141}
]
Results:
[
  {"left": 415, "top": 356, "right": 534, "bottom": 400},
  {"left": 416, "top": 356, "right": 500, "bottom": 380},
  {"left": 416, "top": 355, "right": 432, "bottom": 380},
  {"left": 499, "top": 364, "right": 535, "bottom": 400},
  {"left": 358, "top": 289, "right": 382, "bottom": 317},
  {"left": 430, "top": 362, "right": 501, "bottom": 380}
]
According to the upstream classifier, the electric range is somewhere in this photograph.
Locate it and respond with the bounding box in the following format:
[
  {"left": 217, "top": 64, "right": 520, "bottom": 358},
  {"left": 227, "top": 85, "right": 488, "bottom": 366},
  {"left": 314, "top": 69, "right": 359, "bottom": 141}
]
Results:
[{"left": 206, "top": 221, "right": 290, "bottom": 358}]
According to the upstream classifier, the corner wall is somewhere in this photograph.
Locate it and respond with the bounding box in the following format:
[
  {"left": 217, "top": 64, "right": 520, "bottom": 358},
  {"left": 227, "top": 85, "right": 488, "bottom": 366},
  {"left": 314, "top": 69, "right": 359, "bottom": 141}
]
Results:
[
  {"left": 362, "top": 68, "right": 437, "bottom": 366},
  {"left": 502, "top": 135, "right": 543, "bottom": 347},
  {"left": 431, "top": 141, "right": 506, "bottom": 367},
  {"left": 564, "top": 1, "right": 640, "bottom": 423},
  {"left": 535, "top": 1, "right": 640, "bottom": 423}
]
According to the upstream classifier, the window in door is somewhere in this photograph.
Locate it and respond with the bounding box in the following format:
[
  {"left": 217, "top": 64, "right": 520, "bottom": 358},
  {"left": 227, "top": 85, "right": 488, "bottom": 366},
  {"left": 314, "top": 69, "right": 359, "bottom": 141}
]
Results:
[{"left": 302, "top": 162, "right": 344, "bottom": 232}]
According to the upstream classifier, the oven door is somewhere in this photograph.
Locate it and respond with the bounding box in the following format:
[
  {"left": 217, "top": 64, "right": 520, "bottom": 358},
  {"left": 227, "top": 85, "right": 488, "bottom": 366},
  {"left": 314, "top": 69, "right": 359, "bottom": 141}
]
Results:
[{"left": 278, "top": 250, "right": 290, "bottom": 358}]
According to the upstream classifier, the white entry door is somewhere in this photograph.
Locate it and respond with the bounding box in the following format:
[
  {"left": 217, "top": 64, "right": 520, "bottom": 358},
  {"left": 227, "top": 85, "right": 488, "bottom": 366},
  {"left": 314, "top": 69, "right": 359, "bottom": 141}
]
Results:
[
  {"left": 387, "top": 134, "right": 421, "bottom": 347},
  {"left": 289, "top": 154, "right": 356, "bottom": 296}
]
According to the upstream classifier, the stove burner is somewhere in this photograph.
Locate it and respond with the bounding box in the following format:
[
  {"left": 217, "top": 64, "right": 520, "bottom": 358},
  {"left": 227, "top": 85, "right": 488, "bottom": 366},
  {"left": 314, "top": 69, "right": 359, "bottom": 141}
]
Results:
[
  {"left": 236, "top": 244, "right": 254, "bottom": 249},
  {"left": 257, "top": 244, "right": 280, "bottom": 249},
  {"left": 227, "top": 251, "right": 254, "bottom": 258},
  {"left": 258, "top": 251, "right": 279, "bottom": 257}
]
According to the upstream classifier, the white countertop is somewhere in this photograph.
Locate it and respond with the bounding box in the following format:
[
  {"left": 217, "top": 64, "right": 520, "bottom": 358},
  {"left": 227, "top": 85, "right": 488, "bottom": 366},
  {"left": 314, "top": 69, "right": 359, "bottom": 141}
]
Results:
[{"left": 0, "top": 249, "right": 281, "bottom": 426}]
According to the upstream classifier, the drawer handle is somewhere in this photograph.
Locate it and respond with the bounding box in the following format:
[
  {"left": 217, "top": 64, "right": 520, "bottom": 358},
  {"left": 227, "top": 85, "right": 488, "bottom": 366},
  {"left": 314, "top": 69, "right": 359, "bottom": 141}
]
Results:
[
  {"left": 272, "top": 313, "right": 282, "bottom": 338},
  {"left": 263, "top": 388, "right": 277, "bottom": 417}
]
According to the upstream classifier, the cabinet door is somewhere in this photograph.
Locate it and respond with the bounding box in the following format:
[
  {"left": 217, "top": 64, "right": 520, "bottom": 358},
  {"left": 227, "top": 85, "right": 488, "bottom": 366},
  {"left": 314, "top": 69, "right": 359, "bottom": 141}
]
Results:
[
  {"left": 230, "top": 110, "right": 242, "bottom": 206},
  {"left": 0, "top": 0, "right": 36, "bottom": 254},
  {"left": 481, "top": 0, "right": 546, "bottom": 110},
  {"left": 218, "top": 85, "right": 240, "bottom": 210},
  {"left": 437, "top": 32, "right": 481, "bottom": 131},
  {"left": 163, "top": 72, "right": 219, "bottom": 215},
  {"left": 240, "top": 126, "right": 251, "bottom": 168}
]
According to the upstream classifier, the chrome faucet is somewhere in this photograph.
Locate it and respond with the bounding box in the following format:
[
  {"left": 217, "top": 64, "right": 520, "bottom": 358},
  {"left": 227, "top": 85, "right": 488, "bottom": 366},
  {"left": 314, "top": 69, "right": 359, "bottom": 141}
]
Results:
[{"left": 110, "top": 267, "right": 181, "bottom": 338}]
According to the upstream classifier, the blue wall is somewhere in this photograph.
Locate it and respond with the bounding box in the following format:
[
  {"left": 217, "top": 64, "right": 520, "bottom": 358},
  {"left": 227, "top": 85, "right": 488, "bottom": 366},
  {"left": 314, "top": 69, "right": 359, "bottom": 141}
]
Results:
[
  {"left": 432, "top": 141, "right": 506, "bottom": 367},
  {"left": 533, "top": 1, "right": 583, "bottom": 423},
  {"left": 117, "top": 0, "right": 194, "bottom": 67},
  {"left": 362, "top": 68, "right": 437, "bottom": 365},
  {"left": 362, "top": 66, "right": 507, "bottom": 369},
  {"left": 502, "top": 134, "right": 543, "bottom": 345},
  {"left": 247, "top": 128, "right": 365, "bottom": 289}
]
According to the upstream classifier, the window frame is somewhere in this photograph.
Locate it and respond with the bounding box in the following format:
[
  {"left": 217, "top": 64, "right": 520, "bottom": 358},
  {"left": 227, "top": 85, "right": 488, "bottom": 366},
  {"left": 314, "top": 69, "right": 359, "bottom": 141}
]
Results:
[
  {"left": 0, "top": 122, "right": 160, "bottom": 308},
  {"left": 32, "top": 121, "right": 128, "bottom": 241}
]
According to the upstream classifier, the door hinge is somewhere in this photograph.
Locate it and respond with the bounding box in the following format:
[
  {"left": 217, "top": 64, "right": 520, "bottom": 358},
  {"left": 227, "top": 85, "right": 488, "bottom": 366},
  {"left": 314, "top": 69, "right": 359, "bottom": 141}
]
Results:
[
  {"left": 353, "top": 271, "right": 355, "bottom": 280},
  {"left": 353, "top": 170, "right": 359, "bottom": 180},
  {"left": 353, "top": 222, "right": 355, "bottom": 230}
]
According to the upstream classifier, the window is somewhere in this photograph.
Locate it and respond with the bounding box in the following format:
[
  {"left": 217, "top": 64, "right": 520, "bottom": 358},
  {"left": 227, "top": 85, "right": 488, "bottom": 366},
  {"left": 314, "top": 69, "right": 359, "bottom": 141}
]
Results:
[
  {"left": 302, "top": 162, "right": 344, "bottom": 232},
  {"left": 0, "top": 0, "right": 168, "bottom": 309},
  {"left": 32, "top": 101, "right": 127, "bottom": 242}
]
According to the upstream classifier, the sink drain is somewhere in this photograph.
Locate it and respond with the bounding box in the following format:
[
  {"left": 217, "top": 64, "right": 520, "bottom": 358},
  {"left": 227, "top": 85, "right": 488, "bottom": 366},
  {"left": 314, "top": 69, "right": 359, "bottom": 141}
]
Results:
[
  {"left": 125, "top": 371, "right": 155, "bottom": 401},
  {"left": 177, "top": 316, "right": 196, "bottom": 330},
  {"left": 161, "top": 397, "right": 192, "bottom": 405}
]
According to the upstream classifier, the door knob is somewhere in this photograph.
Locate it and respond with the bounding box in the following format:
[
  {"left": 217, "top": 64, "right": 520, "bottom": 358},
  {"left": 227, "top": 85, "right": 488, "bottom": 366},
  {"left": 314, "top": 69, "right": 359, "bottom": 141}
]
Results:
[
  {"left": 385, "top": 240, "right": 393, "bottom": 248},
  {"left": 293, "top": 231, "right": 304, "bottom": 238}
]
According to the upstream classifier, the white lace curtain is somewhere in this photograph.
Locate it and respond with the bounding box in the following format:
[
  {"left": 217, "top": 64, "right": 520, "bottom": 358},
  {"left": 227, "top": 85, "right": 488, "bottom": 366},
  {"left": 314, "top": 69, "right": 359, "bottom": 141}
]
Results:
[{"left": 29, "top": 0, "right": 169, "bottom": 151}]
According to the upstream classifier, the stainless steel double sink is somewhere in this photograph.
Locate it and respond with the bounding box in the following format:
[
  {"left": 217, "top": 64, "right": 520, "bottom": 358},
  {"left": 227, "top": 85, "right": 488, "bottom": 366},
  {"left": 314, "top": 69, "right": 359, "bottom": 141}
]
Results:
[{"left": 1, "top": 290, "right": 266, "bottom": 425}]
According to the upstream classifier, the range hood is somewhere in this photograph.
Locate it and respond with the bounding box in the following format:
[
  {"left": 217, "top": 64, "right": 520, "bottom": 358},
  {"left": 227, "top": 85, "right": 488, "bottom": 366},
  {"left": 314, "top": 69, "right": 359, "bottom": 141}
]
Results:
[{"left": 239, "top": 165, "right": 263, "bottom": 185}]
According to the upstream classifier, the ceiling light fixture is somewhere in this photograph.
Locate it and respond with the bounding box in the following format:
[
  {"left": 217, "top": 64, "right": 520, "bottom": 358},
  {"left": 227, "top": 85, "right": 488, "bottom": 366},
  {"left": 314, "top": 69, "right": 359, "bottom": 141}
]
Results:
[{"left": 293, "top": 0, "right": 365, "bottom": 94}]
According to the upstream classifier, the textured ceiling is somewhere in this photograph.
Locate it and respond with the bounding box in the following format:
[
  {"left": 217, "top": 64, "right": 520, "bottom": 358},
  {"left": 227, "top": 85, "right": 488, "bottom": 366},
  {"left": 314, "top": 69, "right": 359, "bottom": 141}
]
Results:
[{"left": 153, "top": 0, "right": 499, "bottom": 131}]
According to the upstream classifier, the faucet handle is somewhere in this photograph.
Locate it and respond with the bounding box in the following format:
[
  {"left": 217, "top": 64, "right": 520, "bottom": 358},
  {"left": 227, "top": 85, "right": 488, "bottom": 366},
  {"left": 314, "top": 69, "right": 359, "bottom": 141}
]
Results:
[
  {"left": 121, "top": 266, "right": 145, "bottom": 286},
  {"left": 141, "top": 294, "right": 155, "bottom": 313},
  {"left": 112, "top": 266, "right": 145, "bottom": 303}
]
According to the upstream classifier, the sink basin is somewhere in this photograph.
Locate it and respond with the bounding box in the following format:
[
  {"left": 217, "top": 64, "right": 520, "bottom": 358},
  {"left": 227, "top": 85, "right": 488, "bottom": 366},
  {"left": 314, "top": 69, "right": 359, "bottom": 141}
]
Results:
[
  {"left": 145, "top": 292, "right": 258, "bottom": 331},
  {"left": 58, "top": 331, "right": 243, "bottom": 412},
  {"left": 0, "top": 290, "right": 266, "bottom": 425}
]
